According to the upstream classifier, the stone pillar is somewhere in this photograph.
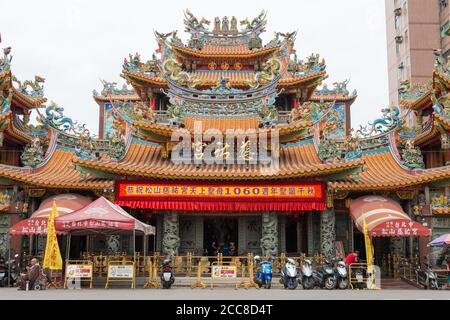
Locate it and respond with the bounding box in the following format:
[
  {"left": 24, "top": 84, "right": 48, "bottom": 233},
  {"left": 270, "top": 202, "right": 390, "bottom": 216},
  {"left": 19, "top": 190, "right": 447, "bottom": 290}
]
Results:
[
  {"left": 156, "top": 215, "right": 163, "bottom": 252},
  {"left": 260, "top": 212, "right": 278, "bottom": 259},
  {"left": 162, "top": 212, "right": 180, "bottom": 256},
  {"left": 320, "top": 209, "right": 336, "bottom": 259},
  {"left": 0, "top": 215, "right": 9, "bottom": 257},
  {"left": 279, "top": 215, "right": 286, "bottom": 253}
]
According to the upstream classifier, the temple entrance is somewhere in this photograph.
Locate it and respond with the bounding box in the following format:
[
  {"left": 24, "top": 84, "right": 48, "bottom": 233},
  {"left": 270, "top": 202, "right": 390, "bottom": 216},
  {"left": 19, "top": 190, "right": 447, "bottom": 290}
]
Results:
[
  {"left": 285, "top": 218, "right": 298, "bottom": 254},
  {"left": 203, "top": 217, "right": 238, "bottom": 256}
]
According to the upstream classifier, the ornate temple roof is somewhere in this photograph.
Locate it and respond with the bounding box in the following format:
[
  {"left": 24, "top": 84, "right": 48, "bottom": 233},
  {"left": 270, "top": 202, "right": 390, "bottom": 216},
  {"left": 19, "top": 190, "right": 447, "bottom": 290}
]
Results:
[
  {"left": 171, "top": 43, "right": 281, "bottom": 59},
  {"left": 328, "top": 149, "right": 450, "bottom": 191},
  {"left": 0, "top": 146, "right": 112, "bottom": 190},
  {"left": 0, "top": 11, "right": 447, "bottom": 196},
  {"left": 73, "top": 139, "right": 363, "bottom": 181}
]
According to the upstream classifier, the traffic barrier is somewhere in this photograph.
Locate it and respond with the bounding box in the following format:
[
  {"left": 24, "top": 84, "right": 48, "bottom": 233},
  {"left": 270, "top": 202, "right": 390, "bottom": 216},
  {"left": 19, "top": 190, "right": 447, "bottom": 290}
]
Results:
[
  {"left": 348, "top": 263, "right": 379, "bottom": 290},
  {"left": 64, "top": 260, "right": 93, "bottom": 289},
  {"left": 105, "top": 260, "right": 135, "bottom": 289}
]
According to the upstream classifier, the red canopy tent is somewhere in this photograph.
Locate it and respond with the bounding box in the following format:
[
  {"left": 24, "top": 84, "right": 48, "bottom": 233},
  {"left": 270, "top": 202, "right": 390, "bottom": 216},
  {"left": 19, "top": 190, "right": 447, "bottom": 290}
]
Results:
[
  {"left": 349, "top": 195, "right": 431, "bottom": 237},
  {"left": 55, "top": 196, "right": 154, "bottom": 236},
  {"left": 54, "top": 197, "right": 155, "bottom": 261},
  {"left": 9, "top": 194, "right": 92, "bottom": 235}
]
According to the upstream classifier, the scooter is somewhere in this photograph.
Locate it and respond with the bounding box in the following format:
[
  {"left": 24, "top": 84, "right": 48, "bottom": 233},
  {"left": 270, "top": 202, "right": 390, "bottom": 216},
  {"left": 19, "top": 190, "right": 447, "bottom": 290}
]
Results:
[
  {"left": 254, "top": 257, "right": 273, "bottom": 289},
  {"left": 280, "top": 258, "right": 298, "bottom": 289},
  {"left": 313, "top": 260, "right": 336, "bottom": 290},
  {"left": 0, "top": 254, "right": 19, "bottom": 287},
  {"left": 299, "top": 259, "right": 314, "bottom": 290},
  {"left": 160, "top": 259, "right": 175, "bottom": 289},
  {"left": 416, "top": 264, "right": 438, "bottom": 290},
  {"left": 334, "top": 260, "right": 348, "bottom": 289}
]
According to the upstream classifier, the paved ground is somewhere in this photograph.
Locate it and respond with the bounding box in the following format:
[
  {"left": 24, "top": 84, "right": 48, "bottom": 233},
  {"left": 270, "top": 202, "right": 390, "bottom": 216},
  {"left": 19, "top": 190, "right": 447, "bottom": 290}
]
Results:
[{"left": 1, "top": 287, "right": 449, "bottom": 300}]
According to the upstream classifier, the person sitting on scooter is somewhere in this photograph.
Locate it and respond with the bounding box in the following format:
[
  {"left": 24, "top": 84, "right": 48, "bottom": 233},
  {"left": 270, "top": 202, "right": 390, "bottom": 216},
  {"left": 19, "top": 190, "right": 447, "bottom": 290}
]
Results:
[
  {"left": 345, "top": 251, "right": 359, "bottom": 266},
  {"left": 16, "top": 258, "right": 41, "bottom": 290}
]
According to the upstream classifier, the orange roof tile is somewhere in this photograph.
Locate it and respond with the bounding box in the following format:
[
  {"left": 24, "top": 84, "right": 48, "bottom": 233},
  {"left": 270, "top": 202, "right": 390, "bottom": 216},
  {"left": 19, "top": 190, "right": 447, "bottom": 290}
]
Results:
[
  {"left": 310, "top": 93, "right": 357, "bottom": 102},
  {"left": 12, "top": 87, "right": 47, "bottom": 109},
  {"left": 0, "top": 148, "right": 112, "bottom": 190},
  {"left": 433, "top": 112, "right": 450, "bottom": 129},
  {"left": 134, "top": 119, "right": 312, "bottom": 144},
  {"left": 183, "top": 116, "right": 261, "bottom": 132},
  {"left": 433, "top": 207, "right": 450, "bottom": 215},
  {"left": 94, "top": 93, "right": 141, "bottom": 102},
  {"left": 328, "top": 150, "right": 450, "bottom": 191},
  {"left": 73, "top": 141, "right": 363, "bottom": 180},
  {"left": 172, "top": 43, "right": 280, "bottom": 58},
  {"left": 123, "top": 68, "right": 326, "bottom": 89}
]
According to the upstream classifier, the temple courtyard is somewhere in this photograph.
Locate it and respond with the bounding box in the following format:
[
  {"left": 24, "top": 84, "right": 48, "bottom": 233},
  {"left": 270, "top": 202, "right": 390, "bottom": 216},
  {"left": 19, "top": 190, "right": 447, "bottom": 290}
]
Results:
[{"left": 0, "top": 287, "right": 449, "bottom": 300}]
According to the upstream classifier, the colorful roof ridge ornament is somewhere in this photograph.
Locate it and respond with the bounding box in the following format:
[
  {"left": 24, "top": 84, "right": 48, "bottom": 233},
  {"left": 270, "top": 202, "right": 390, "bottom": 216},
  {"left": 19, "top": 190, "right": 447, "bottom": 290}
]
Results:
[
  {"left": 11, "top": 75, "right": 45, "bottom": 97},
  {"left": 355, "top": 105, "right": 402, "bottom": 138}
]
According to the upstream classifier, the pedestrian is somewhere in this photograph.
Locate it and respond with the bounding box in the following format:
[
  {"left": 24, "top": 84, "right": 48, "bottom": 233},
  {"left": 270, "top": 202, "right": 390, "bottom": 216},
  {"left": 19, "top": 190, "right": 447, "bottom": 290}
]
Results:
[
  {"left": 345, "top": 251, "right": 359, "bottom": 266},
  {"left": 16, "top": 258, "right": 45, "bottom": 290}
]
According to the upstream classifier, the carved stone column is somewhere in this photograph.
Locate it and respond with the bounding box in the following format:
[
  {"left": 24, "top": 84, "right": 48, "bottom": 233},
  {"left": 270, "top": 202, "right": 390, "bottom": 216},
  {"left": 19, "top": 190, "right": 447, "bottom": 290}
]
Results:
[
  {"left": 260, "top": 212, "right": 278, "bottom": 259},
  {"left": 279, "top": 215, "right": 286, "bottom": 253},
  {"left": 162, "top": 212, "right": 180, "bottom": 256},
  {"left": 320, "top": 209, "right": 336, "bottom": 259},
  {"left": 0, "top": 215, "right": 9, "bottom": 257}
]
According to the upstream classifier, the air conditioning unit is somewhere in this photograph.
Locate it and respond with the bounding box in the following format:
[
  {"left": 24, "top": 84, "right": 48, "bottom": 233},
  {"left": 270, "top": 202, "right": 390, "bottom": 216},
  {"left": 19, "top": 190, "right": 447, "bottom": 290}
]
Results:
[
  {"left": 395, "top": 35, "right": 403, "bottom": 43},
  {"left": 394, "top": 7, "right": 402, "bottom": 16}
]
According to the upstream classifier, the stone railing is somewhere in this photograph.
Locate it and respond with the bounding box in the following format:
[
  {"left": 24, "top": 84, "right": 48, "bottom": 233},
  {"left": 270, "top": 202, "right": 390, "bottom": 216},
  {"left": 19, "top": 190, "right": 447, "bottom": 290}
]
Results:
[{"left": 382, "top": 253, "right": 419, "bottom": 280}]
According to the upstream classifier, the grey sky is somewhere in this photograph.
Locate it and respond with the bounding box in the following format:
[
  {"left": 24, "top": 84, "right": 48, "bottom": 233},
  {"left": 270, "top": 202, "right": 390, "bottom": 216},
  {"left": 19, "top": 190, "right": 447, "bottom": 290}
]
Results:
[{"left": 1, "top": 0, "right": 388, "bottom": 136}]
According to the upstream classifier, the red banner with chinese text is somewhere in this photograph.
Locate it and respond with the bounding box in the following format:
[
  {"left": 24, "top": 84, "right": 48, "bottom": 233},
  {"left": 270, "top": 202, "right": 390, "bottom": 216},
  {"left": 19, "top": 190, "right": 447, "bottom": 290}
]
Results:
[{"left": 115, "top": 181, "right": 326, "bottom": 212}]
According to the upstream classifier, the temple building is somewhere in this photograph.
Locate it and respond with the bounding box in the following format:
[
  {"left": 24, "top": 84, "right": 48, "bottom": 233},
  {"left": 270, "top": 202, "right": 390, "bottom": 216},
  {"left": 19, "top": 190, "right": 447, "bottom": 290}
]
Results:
[{"left": 0, "top": 11, "right": 449, "bottom": 266}]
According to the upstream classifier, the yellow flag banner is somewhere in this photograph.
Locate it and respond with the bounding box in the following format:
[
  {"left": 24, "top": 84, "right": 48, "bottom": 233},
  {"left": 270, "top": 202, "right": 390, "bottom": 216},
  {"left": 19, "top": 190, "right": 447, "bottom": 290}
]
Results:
[
  {"left": 42, "top": 201, "right": 63, "bottom": 270},
  {"left": 363, "top": 219, "right": 375, "bottom": 289}
]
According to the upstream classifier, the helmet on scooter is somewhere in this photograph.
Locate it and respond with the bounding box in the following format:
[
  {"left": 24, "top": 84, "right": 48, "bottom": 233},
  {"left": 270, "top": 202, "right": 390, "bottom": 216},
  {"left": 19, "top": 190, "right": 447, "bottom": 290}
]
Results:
[
  {"left": 163, "top": 258, "right": 172, "bottom": 264},
  {"left": 254, "top": 255, "right": 262, "bottom": 264},
  {"left": 287, "top": 258, "right": 295, "bottom": 265}
]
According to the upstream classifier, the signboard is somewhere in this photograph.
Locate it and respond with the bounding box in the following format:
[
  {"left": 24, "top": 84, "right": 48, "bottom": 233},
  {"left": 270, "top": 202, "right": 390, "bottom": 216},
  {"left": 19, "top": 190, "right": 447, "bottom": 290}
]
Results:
[
  {"left": 64, "top": 261, "right": 93, "bottom": 288},
  {"left": 117, "top": 181, "right": 324, "bottom": 202},
  {"left": 66, "top": 264, "right": 93, "bottom": 278},
  {"left": 108, "top": 265, "right": 134, "bottom": 278},
  {"left": 212, "top": 265, "right": 237, "bottom": 279},
  {"left": 105, "top": 261, "right": 135, "bottom": 288},
  {"left": 370, "top": 220, "right": 431, "bottom": 237}
]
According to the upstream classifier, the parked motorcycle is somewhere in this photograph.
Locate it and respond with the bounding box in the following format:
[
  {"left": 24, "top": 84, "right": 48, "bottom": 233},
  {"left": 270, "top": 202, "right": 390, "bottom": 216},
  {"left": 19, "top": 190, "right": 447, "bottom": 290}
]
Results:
[
  {"left": 312, "top": 260, "right": 336, "bottom": 290},
  {"left": 0, "top": 254, "right": 19, "bottom": 287},
  {"left": 254, "top": 256, "right": 273, "bottom": 289},
  {"left": 334, "top": 260, "right": 348, "bottom": 289},
  {"left": 299, "top": 259, "right": 314, "bottom": 290},
  {"left": 416, "top": 264, "right": 438, "bottom": 290},
  {"left": 280, "top": 258, "right": 298, "bottom": 289},
  {"left": 160, "top": 258, "right": 175, "bottom": 289}
]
